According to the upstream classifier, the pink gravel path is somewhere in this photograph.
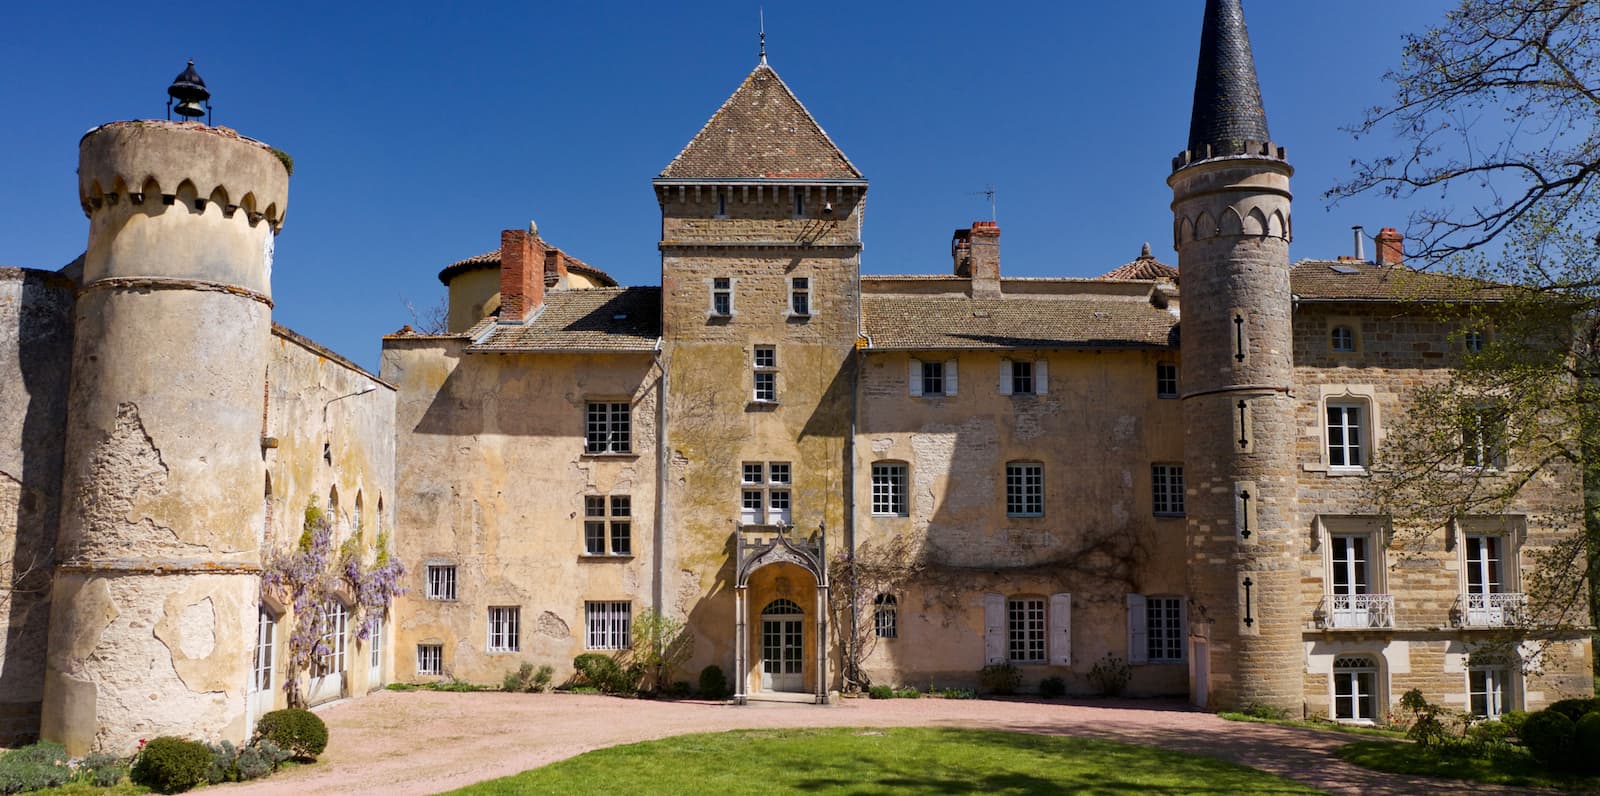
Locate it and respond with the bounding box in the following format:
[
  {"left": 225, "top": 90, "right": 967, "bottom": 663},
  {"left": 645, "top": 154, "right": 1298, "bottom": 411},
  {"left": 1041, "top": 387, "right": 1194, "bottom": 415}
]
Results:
[{"left": 214, "top": 692, "right": 1546, "bottom": 795}]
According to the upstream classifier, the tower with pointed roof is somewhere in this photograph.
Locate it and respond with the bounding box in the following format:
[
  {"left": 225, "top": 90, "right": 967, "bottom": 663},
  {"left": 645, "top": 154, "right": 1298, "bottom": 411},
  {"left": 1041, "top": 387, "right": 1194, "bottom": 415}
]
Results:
[
  {"left": 1168, "top": 0, "right": 1298, "bottom": 712},
  {"left": 654, "top": 55, "right": 866, "bottom": 703}
]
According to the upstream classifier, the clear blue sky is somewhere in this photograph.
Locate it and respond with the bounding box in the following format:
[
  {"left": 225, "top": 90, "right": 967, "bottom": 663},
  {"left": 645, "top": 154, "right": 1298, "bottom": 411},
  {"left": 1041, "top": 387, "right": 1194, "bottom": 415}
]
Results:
[{"left": 2, "top": 1, "right": 1458, "bottom": 370}]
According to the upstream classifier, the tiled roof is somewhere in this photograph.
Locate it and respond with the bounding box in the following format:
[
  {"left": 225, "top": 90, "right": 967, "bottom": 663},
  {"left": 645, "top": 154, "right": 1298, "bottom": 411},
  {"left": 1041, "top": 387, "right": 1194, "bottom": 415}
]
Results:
[
  {"left": 1100, "top": 244, "right": 1179, "bottom": 282},
  {"left": 863, "top": 294, "right": 1177, "bottom": 350},
  {"left": 468, "top": 287, "right": 661, "bottom": 353},
  {"left": 436, "top": 248, "right": 615, "bottom": 287},
  {"left": 1290, "top": 261, "right": 1512, "bottom": 302},
  {"left": 659, "top": 63, "right": 863, "bottom": 181}
]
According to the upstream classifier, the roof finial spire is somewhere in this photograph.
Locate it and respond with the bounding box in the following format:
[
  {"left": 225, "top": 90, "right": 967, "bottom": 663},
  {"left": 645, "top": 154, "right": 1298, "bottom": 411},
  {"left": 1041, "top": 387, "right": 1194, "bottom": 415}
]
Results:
[
  {"left": 759, "top": 8, "right": 767, "bottom": 65},
  {"left": 1186, "top": 0, "right": 1271, "bottom": 158}
]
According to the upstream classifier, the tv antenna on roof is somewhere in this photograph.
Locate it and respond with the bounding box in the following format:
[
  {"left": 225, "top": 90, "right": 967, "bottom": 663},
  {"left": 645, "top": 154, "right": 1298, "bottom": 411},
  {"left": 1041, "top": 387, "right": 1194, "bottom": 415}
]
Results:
[{"left": 971, "top": 185, "right": 997, "bottom": 222}]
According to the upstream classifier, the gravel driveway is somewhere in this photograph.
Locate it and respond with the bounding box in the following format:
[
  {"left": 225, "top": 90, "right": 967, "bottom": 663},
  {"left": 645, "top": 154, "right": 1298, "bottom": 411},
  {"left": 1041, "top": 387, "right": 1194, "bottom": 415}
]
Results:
[{"left": 213, "top": 692, "right": 1543, "bottom": 795}]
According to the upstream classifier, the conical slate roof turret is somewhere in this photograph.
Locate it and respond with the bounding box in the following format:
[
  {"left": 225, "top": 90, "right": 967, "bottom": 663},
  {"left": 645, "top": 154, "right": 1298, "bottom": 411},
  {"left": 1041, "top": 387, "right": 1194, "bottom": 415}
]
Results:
[{"left": 1186, "top": 0, "right": 1271, "bottom": 157}]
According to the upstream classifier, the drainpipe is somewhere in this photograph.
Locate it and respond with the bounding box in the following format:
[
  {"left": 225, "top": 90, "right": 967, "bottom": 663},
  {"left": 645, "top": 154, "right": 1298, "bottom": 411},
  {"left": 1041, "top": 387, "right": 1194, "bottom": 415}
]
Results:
[{"left": 652, "top": 338, "right": 667, "bottom": 617}]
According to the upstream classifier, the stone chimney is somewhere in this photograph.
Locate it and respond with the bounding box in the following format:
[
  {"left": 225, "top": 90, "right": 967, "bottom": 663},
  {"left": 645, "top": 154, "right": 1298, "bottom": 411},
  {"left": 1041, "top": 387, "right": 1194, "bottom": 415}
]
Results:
[
  {"left": 499, "top": 223, "right": 545, "bottom": 324},
  {"left": 1374, "top": 227, "right": 1404, "bottom": 267},
  {"left": 952, "top": 221, "right": 1000, "bottom": 298}
]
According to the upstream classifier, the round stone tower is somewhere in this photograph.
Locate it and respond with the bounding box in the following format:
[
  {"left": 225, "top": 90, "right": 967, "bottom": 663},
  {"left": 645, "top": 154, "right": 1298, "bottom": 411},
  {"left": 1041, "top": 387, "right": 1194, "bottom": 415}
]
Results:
[
  {"left": 41, "top": 117, "right": 288, "bottom": 754},
  {"left": 1169, "top": 0, "right": 1299, "bottom": 712}
]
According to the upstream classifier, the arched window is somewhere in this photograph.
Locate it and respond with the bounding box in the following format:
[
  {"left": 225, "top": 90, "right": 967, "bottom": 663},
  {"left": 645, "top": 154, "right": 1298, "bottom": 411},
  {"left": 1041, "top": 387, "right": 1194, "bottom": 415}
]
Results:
[
  {"left": 873, "top": 594, "right": 897, "bottom": 639},
  {"left": 762, "top": 598, "right": 803, "bottom": 616},
  {"left": 1332, "top": 654, "right": 1381, "bottom": 722}
]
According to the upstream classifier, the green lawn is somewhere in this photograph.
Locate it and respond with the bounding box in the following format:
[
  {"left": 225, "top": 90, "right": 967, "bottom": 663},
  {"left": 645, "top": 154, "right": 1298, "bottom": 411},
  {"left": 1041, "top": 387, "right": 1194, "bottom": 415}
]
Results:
[
  {"left": 446, "top": 727, "right": 1320, "bottom": 795},
  {"left": 1217, "top": 712, "right": 1407, "bottom": 739},
  {"left": 1337, "top": 740, "right": 1600, "bottom": 792}
]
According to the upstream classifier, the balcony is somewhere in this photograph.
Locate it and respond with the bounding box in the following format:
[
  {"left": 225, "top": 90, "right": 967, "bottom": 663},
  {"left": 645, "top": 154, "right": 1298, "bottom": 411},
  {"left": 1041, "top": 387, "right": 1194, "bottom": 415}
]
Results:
[
  {"left": 1316, "top": 594, "right": 1395, "bottom": 629},
  {"left": 1455, "top": 592, "right": 1527, "bottom": 628}
]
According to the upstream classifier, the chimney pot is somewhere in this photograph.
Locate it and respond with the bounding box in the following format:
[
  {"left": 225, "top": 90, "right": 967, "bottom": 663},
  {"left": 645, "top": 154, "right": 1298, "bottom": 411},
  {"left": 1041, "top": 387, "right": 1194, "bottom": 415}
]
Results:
[{"left": 498, "top": 228, "right": 545, "bottom": 324}]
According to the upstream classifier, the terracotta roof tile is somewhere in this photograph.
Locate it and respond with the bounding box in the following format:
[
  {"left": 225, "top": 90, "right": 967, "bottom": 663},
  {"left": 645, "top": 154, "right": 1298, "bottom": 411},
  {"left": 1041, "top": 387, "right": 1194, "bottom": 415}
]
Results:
[
  {"left": 659, "top": 64, "right": 863, "bottom": 181},
  {"left": 863, "top": 293, "right": 1177, "bottom": 350},
  {"left": 468, "top": 287, "right": 660, "bottom": 353},
  {"left": 1290, "top": 261, "right": 1511, "bottom": 301},
  {"left": 1100, "top": 244, "right": 1179, "bottom": 282},
  {"left": 437, "top": 247, "right": 616, "bottom": 287}
]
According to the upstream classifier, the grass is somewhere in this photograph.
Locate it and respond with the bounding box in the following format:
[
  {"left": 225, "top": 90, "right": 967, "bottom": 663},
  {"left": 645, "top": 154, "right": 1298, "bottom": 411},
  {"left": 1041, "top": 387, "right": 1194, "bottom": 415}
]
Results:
[
  {"left": 28, "top": 783, "right": 146, "bottom": 795},
  {"left": 1218, "top": 711, "right": 1407, "bottom": 739},
  {"left": 1337, "top": 740, "right": 1600, "bottom": 791},
  {"left": 444, "top": 727, "right": 1321, "bottom": 795},
  {"left": 386, "top": 680, "right": 496, "bottom": 693}
]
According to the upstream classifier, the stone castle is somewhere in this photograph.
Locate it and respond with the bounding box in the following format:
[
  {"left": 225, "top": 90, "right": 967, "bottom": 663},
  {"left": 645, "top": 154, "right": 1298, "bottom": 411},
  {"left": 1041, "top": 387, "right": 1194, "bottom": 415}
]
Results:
[{"left": 0, "top": 0, "right": 1590, "bottom": 754}]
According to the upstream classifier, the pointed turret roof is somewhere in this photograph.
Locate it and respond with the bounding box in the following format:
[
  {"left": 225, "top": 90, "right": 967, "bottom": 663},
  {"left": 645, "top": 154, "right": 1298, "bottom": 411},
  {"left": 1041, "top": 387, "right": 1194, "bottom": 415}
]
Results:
[
  {"left": 659, "top": 63, "right": 863, "bottom": 181},
  {"left": 1186, "top": 0, "right": 1271, "bottom": 156}
]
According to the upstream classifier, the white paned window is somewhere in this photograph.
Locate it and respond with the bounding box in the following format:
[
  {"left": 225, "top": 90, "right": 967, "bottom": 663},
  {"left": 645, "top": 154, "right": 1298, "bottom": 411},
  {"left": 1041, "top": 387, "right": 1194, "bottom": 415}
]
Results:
[
  {"left": 585, "top": 601, "right": 632, "bottom": 650},
  {"left": 874, "top": 594, "right": 898, "bottom": 639},
  {"left": 870, "top": 462, "right": 908, "bottom": 516},
  {"left": 369, "top": 615, "right": 383, "bottom": 668},
  {"left": 252, "top": 608, "right": 275, "bottom": 693},
  {"left": 753, "top": 345, "right": 777, "bottom": 403},
  {"left": 585, "top": 401, "right": 631, "bottom": 454},
  {"left": 1462, "top": 406, "right": 1507, "bottom": 469},
  {"left": 1006, "top": 597, "right": 1046, "bottom": 664},
  {"left": 1005, "top": 462, "right": 1044, "bottom": 517},
  {"left": 584, "top": 495, "right": 632, "bottom": 556},
  {"left": 740, "top": 462, "right": 792, "bottom": 524},
  {"left": 1326, "top": 403, "right": 1366, "bottom": 468},
  {"left": 426, "top": 564, "right": 457, "bottom": 601},
  {"left": 1156, "top": 362, "right": 1179, "bottom": 398},
  {"left": 1470, "top": 667, "right": 1511, "bottom": 719},
  {"left": 487, "top": 606, "right": 520, "bottom": 653},
  {"left": 1145, "top": 597, "right": 1185, "bottom": 663},
  {"left": 789, "top": 277, "right": 811, "bottom": 316},
  {"left": 1465, "top": 535, "right": 1503, "bottom": 596},
  {"left": 711, "top": 277, "right": 732, "bottom": 316},
  {"left": 1152, "top": 464, "right": 1184, "bottom": 516},
  {"left": 1333, "top": 655, "right": 1380, "bottom": 722},
  {"left": 416, "top": 644, "right": 443, "bottom": 676},
  {"left": 314, "top": 602, "right": 347, "bottom": 677}
]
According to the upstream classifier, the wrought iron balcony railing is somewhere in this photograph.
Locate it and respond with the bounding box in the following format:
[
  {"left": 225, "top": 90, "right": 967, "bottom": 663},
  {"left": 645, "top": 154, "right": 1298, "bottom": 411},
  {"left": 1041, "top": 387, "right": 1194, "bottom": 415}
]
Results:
[{"left": 1316, "top": 594, "right": 1395, "bottom": 629}]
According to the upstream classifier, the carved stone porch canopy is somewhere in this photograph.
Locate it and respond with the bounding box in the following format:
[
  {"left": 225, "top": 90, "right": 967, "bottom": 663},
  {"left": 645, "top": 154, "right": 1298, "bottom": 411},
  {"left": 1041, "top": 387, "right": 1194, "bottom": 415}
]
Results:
[{"left": 736, "top": 522, "right": 827, "bottom": 588}]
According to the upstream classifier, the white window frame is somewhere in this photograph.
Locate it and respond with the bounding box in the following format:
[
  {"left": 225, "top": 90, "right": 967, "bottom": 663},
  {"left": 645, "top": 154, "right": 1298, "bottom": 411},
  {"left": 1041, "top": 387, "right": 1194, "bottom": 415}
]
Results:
[
  {"left": 999, "top": 359, "right": 1049, "bottom": 396},
  {"left": 425, "top": 564, "right": 457, "bottom": 601},
  {"left": 873, "top": 593, "right": 897, "bottom": 639},
  {"left": 585, "top": 401, "right": 632, "bottom": 454},
  {"left": 1005, "top": 461, "right": 1044, "bottom": 518},
  {"left": 416, "top": 644, "right": 443, "bottom": 676},
  {"left": 1332, "top": 654, "right": 1382, "bottom": 723},
  {"left": 369, "top": 614, "right": 383, "bottom": 669},
  {"left": 487, "top": 606, "right": 520, "bottom": 653},
  {"left": 313, "top": 602, "right": 348, "bottom": 677},
  {"left": 1462, "top": 405, "right": 1507, "bottom": 470},
  {"left": 1468, "top": 665, "right": 1514, "bottom": 719},
  {"left": 585, "top": 600, "right": 632, "bottom": 650},
  {"left": 1156, "top": 362, "right": 1179, "bottom": 399},
  {"left": 252, "top": 607, "right": 276, "bottom": 694},
  {"left": 710, "top": 277, "right": 734, "bottom": 317},
  {"left": 870, "top": 462, "right": 908, "bottom": 517},
  {"left": 1151, "top": 463, "right": 1184, "bottom": 517},
  {"left": 1006, "top": 597, "right": 1046, "bottom": 664},
  {"left": 788, "top": 277, "right": 812, "bottom": 317},
  {"left": 1326, "top": 401, "right": 1368, "bottom": 470},
  {"left": 584, "top": 495, "right": 633, "bottom": 556},
  {"left": 753, "top": 345, "right": 778, "bottom": 403},
  {"left": 740, "top": 462, "right": 792, "bottom": 525},
  {"left": 908, "top": 358, "right": 958, "bottom": 398}
]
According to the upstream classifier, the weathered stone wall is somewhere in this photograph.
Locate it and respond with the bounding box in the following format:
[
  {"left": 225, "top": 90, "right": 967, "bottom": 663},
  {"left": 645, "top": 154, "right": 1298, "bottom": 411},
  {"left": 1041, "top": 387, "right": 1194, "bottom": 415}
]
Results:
[
  {"left": 382, "top": 337, "right": 659, "bottom": 685},
  {"left": 1292, "top": 301, "right": 1591, "bottom": 716},
  {"left": 853, "top": 346, "right": 1188, "bottom": 694},
  {"left": 0, "top": 267, "right": 75, "bottom": 744}
]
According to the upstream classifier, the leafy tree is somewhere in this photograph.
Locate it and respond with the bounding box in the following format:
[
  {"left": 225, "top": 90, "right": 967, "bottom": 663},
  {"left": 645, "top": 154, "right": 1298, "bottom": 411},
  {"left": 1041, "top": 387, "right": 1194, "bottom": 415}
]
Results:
[{"left": 629, "top": 608, "right": 694, "bottom": 692}]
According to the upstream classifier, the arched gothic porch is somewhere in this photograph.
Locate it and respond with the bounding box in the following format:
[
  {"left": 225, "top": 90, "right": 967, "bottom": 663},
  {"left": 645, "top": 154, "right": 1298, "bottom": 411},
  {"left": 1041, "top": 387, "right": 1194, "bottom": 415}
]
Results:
[{"left": 733, "top": 525, "right": 828, "bottom": 704}]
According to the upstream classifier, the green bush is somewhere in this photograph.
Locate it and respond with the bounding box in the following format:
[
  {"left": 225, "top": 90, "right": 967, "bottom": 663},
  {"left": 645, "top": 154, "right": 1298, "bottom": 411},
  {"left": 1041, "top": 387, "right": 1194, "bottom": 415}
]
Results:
[
  {"left": 130, "top": 736, "right": 211, "bottom": 794},
  {"left": 938, "top": 688, "right": 977, "bottom": 700},
  {"left": 1399, "top": 688, "right": 1451, "bottom": 748},
  {"left": 1088, "top": 654, "right": 1131, "bottom": 697},
  {"left": 235, "top": 739, "right": 288, "bottom": 781},
  {"left": 256, "top": 708, "right": 329, "bottom": 760},
  {"left": 0, "top": 741, "right": 73, "bottom": 795},
  {"left": 666, "top": 680, "right": 693, "bottom": 698},
  {"left": 504, "top": 662, "right": 555, "bottom": 693},
  {"left": 1241, "top": 703, "right": 1290, "bottom": 721},
  {"left": 1575, "top": 713, "right": 1600, "bottom": 771},
  {"left": 978, "top": 663, "right": 1022, "bottom": 695},
  {"left": 1039, "top": 676, "right": 1067, "bottom": 699},
  {"left": 78, "top": 750, "right": 128, "bottom": 787},
  {"left": 571, "top": 654, "right": 642, "bottom": 695},
  {"left": 892, "top": 687, "right": 922, "bottom": 699},
  {"left": 1499, "top": 709, "right": 1531, "bottom": 740},
  {"left": 698, "top": 665, "right": 731, "bottom": 699},
  {"left": 1522, "top": 709, "right": 1576, "bottom": 767},
  {"left": 868, "top": 685, "right": 894, "bottom": 699},
  {"left": 1547, "top": 698, "right": 1600, "bottom": 723}
]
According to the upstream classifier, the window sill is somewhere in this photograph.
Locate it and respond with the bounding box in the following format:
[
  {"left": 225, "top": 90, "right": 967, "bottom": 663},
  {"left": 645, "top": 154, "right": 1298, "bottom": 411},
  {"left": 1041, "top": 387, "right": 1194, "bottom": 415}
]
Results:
[
  {"left": 1303, "top": 463, "right": 1369, "bottom": 477},
  {"left": 423, "top": 596, "right": 459, "bottom": 602},
  {"left": 869, "top": 513, "right": 910, "bottom": 519},
  {"left": 579, "top": 554, "right": 635, "bottom": 562},
  {"left": 1156, "top": 394, "right": 1179, "bottom": 400},
  {"left": 486, "top": 649, "right": 521, "bottom": 655},
  {"left": 785, "top": 313, "right": 813, "bottom": 322},
  {"left": 1007, "top": 514, "right": 1045, "bottom": 520},
  {"left": 581, "top": 452, "right": 640, "bottom": 460},
  {"left": 746, "top": 400, "right": 780, "bottom": 412},
  {"left": 1153, "top": 512, "right": 1186, "bottom": 519},
  {"left": 706, "top": 313, "right": 734, "bottom": 324}
]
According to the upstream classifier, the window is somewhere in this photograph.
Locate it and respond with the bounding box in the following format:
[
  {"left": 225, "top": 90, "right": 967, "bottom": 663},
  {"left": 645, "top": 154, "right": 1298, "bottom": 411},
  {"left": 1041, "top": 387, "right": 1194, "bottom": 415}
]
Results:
[
  {"left": 416, "top": 644, "right": 443, "bottom": 676},
  {"left": 1463, "top": 530, "right": 1524, "bottom": 627},
  {"left": 313, "top": 602, "right": 347, "bottom": 677},
  {"left": 584, "top": 495, "right": 632, "bottom": 556},
  {"left": 740, "top": 462, "right": 792, "bottom": 524},
  {"left": 1011, "top": 361, "right": 1033, "bottom": 394},
  {"left": 909, "top": 358, "right": 957, "bottom": 397},
  {"left": 425, "top": 564, "right": 457, "bottom": 600},
  {"left": 1145, "top": 597, "right": 1184, "bottom": 663},
  {"left": 794, "top": 190, "right": 804, "bottom": 217},
  {"left": 369, "top": 615, "right": 383, "bottom": 669},
  {"left": 999, "top": 359, "right": 1048, "bottom": 396},
  {"left": 1005, "top": 462, "right": 1044, "bottom": 517},
  {"left": 1333, "top": 655, "right": 1381, "bottom": 722},
  {"left": 1330, "top": 325, "right": 1356, "bottom": 353},
  {"left": 1462, "top": 406, "right": 1507, "bottom": 469},
  {"left": 1465, "top": 534, "right": 1503, "bottom": 596},
  {"left": 585, "top": 601, "right": 632, "bottom": 650},
  {"left": 1152, "top": 464, "right": 1184, "bottom": 517},
  {"left": 1156, "top": 362, "right": 1179, "bottom": 398},
  {"left": 487, "top": 606, "right": 520, "bottom": 653},
  {"left": 716, "top": 190, "right": 728, "bottom": 218},
  {"left": 1326, "top": 531, "right": 1393, "bottom": 628},
  {"left": 1464, "top": 329, "right": 1487, "bottom": 353},
  {"left": 789, "top": 277, "right": 811, "bottom": 317},
  {"left": 753, "top": 346, "right": 777, "bottom": 403},
  {"left": 585, "top": 401, "right": 631, "bottom": 454},
  {"left": 1469, "top": 667, "right": 1511, "bottom": 719},
  {"left": 1007, "top": 597, "right": 1046, "bottom": 664},
  {"left": 874, "top": 594, "right": 898, "bottom": 639},
  {"left": 1326, "top": 402, "right": 1366, "bottom": 469},
  {"left": 711, "top": 277, "right": 732, "bottom": 316},
  {"left": 252, "top": 608, "right": 275, "bottom": 693},
  {"left": 870, "top": 462, "right": 908, "bottom": 517}
]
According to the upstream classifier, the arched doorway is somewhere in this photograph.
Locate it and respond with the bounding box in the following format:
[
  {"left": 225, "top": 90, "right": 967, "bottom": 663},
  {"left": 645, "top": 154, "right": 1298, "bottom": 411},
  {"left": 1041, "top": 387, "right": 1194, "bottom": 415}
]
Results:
[{"left": 760, "top": 599, "right": 805, "bottom": 692}]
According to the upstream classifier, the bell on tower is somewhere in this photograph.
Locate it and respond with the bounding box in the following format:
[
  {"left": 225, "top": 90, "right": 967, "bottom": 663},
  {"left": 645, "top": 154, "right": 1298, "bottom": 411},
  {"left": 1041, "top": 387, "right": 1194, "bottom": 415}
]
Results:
[{"left": 166, "top": 60, "right": 212, "bottom": 124}]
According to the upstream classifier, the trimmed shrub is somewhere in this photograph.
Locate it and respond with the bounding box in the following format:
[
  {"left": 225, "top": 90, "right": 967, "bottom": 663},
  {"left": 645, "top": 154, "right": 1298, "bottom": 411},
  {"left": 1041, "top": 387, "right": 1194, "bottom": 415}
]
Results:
[
  {"left": 698, "top": 664, "right": 730, "bottom": 699},
  {"left": 130, "top": 736, "right": 211, "bottom": 794},
  {"left": 256, "top": 708, "right": 329, "bottom": 760},
  {"left": 1522, "top": 709, "right": 1576, "bottom": 767},
  {"left": 1039, "top": 676, "right": 1067, "bottom": 699},
  {"left": 0, "top": 741, "right": 72, "bottom": 795},
  {"left": 978, "top": 663, "right": 1022, "bottom": 695},
  {"left": 1575, "top": 712, "right": 1600, "bottom": 771},
  {"left": 78, "top": 751, "right": 128, "bottom": 788},
  {"left": 1548, "top": 698, "right": 1600, "bottom": 723},
  {"left": 868, "top": 685, "right": 894, "bottom": 699},
  {"left": 574, "top": 653, "right": 620, "bottom": 688},
  {"left": 1499, "top": 709, "right": 1531, "bottom": 740}
]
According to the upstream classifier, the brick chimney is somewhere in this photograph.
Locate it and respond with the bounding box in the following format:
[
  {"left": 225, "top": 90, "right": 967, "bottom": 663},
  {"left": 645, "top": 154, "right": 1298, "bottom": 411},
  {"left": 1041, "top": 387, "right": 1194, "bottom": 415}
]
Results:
[
  {"left": 498, "top": 224, "right": 545, "bottom": 324},
  {"left": 952, "top": 221, "right": 1000, "bottom": 298},
  {"left": 1375, "top": 227, "right": 1404, "bottom": 267}
]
